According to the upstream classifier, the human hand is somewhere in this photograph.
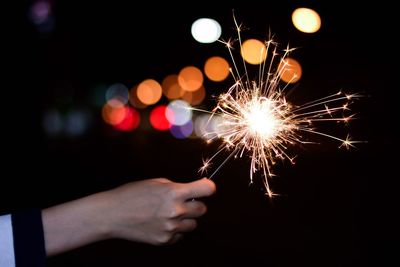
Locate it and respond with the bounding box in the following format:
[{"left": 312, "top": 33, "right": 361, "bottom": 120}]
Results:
[
  {"left": 101, "top": 177, "right": 216, "bottom": 245},
  {"left": 43, "top": 177, "right": 216, "bottom": 256}
]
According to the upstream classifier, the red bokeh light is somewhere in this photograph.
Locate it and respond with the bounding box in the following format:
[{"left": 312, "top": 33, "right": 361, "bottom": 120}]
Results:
[
  {"left": 150, "top": 105, "right": 171, "bottom": 131},
  {"left": 114, "top": 107, "right": 140, "bottom": 131}
]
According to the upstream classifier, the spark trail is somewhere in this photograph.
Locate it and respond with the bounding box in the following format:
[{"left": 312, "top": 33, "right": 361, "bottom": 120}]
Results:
[{"left": 197, "top": 17, "right": 363, "bottom": 197}]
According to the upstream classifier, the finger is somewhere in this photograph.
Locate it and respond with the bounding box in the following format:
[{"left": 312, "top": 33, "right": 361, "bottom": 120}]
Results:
[
  {"left": 177, "top": 218, "right": 197, "bottom": 233},
  {"left": 167, "top": 233, "right": 184, "bottom": 244},
  {"left": 179, "top": 178, "right": 216, "bottom": 200},
  {"left": 181, "top": 200, "right": 207, "bottom": 218}
]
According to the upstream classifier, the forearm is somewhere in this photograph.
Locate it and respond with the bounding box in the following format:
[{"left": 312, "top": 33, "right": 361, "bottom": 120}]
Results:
[
  {"left": 41, "top": 178, "right": 215, "bottom": 256},
  {"left": 42, "top": 191, "right": 111, "bottom": 256}
]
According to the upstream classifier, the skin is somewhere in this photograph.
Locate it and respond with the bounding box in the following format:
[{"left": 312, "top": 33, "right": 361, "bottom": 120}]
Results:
[{"left": 42, "top": 177, "right": 216, "bottom": 256}]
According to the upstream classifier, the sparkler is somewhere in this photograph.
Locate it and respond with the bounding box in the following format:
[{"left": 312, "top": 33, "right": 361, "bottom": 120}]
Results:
[{"left": 196, "top": 16, "right": 364, "bottom": 197}]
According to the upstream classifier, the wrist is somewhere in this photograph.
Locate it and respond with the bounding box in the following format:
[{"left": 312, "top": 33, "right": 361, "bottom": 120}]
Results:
[
  {"left": 87, "top": 191, "right": 114, "bottom": 241},
  {"left": 43, "top": 191, "right": 114, "bottom": 256}
]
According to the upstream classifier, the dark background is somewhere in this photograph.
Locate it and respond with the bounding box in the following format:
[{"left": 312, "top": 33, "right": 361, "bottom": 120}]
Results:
[{"left": 3, "top": 1, "right": 398, "bottom": 266}]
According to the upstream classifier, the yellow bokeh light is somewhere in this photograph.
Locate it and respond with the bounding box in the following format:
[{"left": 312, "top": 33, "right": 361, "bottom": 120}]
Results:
[
  {"left": 162, "top": 74, "right": 184, "bottom": 100},
  {"left": 204, "top": 56, "right": 230, "bottom": 82},
  {"left": 278, "top": 57, "right": 302, "bottom": 84},
  {"left": 178, "top": 66, "right": 204, "bottom": 92},
  {"left": 136, "top": 79, "right": 162, "bottom": 105},
  {"left": 292, "top": 8, "right": 321, "bottom": 33},
  {"left": 241, "top": 39, "right": 267, "bottom": 65}
]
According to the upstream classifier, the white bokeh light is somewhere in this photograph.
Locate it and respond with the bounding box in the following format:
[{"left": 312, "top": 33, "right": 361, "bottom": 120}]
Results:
[
  {"left": 191, "top": 18, "right": 221, "bottom": 43},
  {"left": 194, "top": 114, "right": 223, "bottom": 140},
  {"left": 166, "top": 100, "right": 192, "bottom": 126}
]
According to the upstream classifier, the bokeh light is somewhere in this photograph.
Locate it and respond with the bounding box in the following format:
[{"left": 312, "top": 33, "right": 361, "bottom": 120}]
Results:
[
  {"left": 191, "top": 18, "right": 221, "bottom": 43},
  {"left": 43, "top": 109, "right": 63, "bottom": 136},
  {"left": 165, "top": 100, "right": 192, "bottom": 126},
  {"left": 114, "top": 107, "right": 140, "bottom": 131},
  {"left": 193, "top": 114, "right": 222, "bottom": 141},
  {"left": 181, "top": 86, "right": 206, "bottom": 106},
  {"left": 204, "top": 56, "right": 230, "bottom": 82},
  {"left": 43, "top": 109, "right": 92, "bottom": 137},
  {"left": 102, "top": 102, "right": 127, "bottom": 125},
  {"left": 178, "top": 66, "right": 204, "bottom": 92},
  {"left": 170, "top": 121, "right": 193, "bottom": 139},
  {"left": 29, "top": 0, "right": 51, "bottom": 25},
  {"left": 129, "top": 85, "right": 147, "bottom": 109},
  {"left": 64, "top": 109, "right": 91, "bottom": 137},
  {"left": 292, "top": 8, "right": 321, "bottom": 33},
  {"left": 241, "top": 39, "right": 267, "bottom": 65},
  {"left": 105, "top": 83, "right": 129, "bottom": 108},
  {"left": 278, "top": 57, "right": 302, "bottom": 84},
  {"left": 150, "top": 105, "right": 170, "bottom": 131},
  {"left": 162, "top": 74, "right": 184, "bottom": 100},
  {"left": 29, "top": 0, "right": 55, "bottom": 32},
  {"left": 136, "top": 79, "right": 162, "bottom": 105}
]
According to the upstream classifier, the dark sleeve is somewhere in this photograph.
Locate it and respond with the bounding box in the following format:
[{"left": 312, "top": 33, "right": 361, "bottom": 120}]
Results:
[{"left": 11, "top": 209, "right": 46, "bottom": 267}]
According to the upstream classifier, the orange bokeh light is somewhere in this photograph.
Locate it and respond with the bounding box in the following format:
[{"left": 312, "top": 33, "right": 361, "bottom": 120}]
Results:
[
  {"left": 278, "top": 57, "right": 302, "bottom": 84},
  {"left": 129, "top": 85, "right": 147, "bottom": 109},
  {"left": 162, "top": 74, "right": 184, "bottom": 99},
  {"left": 204, "top": 56, "right": 230, "bottom": 82},
  {"left": 241, "top": 39, "right": 267, "bottom": 65},
  {"left": 136, "top": 79, "right": 162, "bottom": 105},
  {"left": 178, "top": 66, "right": 204, "bottom": 92},
  {"left": 182, "top": 86, "right": 206, "bottom": 106},
  {"left": 102, "top": 102, "right": 127, "bottom": 125}
]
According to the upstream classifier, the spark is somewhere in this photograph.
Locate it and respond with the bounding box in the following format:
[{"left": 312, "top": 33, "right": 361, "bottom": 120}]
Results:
[{"left": 198, "top": 17, "right": 364, "bottom": 197}]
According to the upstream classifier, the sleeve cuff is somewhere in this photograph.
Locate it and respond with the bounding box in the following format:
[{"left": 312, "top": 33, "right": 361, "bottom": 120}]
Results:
[
  {"left": 11, "top": 209, "right": 46, "bottom": 267},
  {"left": 0, "top": 214, "right": 15, "bottom": 267}
]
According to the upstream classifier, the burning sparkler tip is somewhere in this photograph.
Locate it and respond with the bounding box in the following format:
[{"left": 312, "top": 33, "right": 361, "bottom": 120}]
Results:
[{"left": 196, "top": 17, "right": 364, "bottom": 196}]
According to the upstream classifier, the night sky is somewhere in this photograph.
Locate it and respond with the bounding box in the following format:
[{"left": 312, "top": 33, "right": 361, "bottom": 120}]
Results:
[{"left": 3, "top": 1, "right": 398, "bottom": 266}]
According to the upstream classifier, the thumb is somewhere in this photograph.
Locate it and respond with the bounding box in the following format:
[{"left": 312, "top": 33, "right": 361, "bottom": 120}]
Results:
[{"left": 180, "top": 178, "right": 216, "bottom": 200}]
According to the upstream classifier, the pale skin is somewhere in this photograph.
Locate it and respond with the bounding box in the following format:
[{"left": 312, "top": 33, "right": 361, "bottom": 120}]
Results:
[{"left": 42, "top": 177, "right": 216, "bottom": 256}]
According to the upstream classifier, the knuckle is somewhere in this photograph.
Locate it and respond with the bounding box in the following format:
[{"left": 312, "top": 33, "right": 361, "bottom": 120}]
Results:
[
  {"left": 167, "top": 206, "right": 184, "bottom": 218},
  {"left": 155, "top": 233, "right": 173, "bottom": 245},
  {"left": 166, "top": 184, "right": 189, "bottom": 200},
  {"left": 164, "top": 221, "right": 178, "bottom": 232}
]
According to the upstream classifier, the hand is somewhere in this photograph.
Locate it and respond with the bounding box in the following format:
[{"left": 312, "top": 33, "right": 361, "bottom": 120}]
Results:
[
  {"left": 103, "top": 177, "right": 216, "bottom": 245},
  {"left": 43, "top": 177, "right": 216, "bottom": 256}
]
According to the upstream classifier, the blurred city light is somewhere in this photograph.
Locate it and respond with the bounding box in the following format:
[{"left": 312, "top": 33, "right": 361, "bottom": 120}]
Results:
[{"left": 191, "top": 18, "right": 221, "bottom": 43}]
